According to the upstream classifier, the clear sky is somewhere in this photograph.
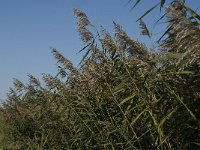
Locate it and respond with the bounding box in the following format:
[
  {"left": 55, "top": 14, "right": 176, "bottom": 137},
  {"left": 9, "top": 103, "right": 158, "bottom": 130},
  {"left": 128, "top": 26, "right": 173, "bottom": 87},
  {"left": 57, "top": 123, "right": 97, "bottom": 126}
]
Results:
[{"left": 0, "top": 0, "right": 198, "bottom": 100}]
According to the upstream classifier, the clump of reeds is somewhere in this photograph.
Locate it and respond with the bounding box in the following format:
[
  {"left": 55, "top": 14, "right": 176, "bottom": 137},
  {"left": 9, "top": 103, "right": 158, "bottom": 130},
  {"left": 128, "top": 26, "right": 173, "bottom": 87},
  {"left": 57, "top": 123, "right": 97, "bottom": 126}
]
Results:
[{"left": 0, "top": 1, "right": 200, "bottom": 149}]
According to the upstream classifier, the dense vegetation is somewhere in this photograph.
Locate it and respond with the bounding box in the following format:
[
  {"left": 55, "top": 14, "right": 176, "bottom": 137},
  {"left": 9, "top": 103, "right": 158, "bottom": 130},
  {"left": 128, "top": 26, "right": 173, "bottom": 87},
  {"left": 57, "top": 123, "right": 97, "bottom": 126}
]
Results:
[{"left": 0, "top": 0, "right": 200, "bottom": 149}]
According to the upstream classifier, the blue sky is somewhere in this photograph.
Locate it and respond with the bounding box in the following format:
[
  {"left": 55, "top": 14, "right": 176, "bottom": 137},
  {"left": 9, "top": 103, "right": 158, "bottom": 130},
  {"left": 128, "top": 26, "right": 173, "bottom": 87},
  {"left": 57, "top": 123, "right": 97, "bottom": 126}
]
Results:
[{"left": 0, "top": 0, "right": 198, "bottom": 100}]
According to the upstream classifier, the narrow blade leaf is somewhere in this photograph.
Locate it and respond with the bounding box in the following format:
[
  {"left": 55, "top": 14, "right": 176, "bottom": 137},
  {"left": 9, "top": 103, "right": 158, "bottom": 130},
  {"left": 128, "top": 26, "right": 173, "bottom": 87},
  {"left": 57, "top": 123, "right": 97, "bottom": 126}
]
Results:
[
  {"left": 160, "top": 0, "right": 166, "bottom": 12},
  {"left": 136, "top": 2, "right": 160, "bottom": 22},
  {"left": 78, "top": 49, "right": 91, "bottom": 66},
  {"left": 158, "top": 23, "right": 174, "bottom": 42},
  {"left": 119, "top": 94, "right": 136, "bottom": 106},
  {"left": 131, "top": 108, "right": 147, "bottom": 126},
  {"left": 182, "top": 2, "right": 200, "bottom": 24},
  {"left": 154, "top": 13, "right": 166, "bottom": 28},
  {"left": 130, "top": 0, "right": 142, "bottom": 11}
]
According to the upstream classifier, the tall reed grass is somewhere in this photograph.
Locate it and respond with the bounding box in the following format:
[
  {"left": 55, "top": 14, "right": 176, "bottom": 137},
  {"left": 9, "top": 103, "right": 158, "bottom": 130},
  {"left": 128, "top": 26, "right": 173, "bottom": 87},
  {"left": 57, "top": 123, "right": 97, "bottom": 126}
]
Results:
[{"left": 0, "top": 1, "right": 200, "bottom": 149}]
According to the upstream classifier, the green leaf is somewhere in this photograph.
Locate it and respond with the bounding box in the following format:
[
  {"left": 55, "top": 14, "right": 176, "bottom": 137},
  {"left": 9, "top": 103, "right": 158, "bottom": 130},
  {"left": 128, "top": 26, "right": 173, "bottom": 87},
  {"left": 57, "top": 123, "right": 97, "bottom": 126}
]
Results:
[
  {"left": 136, "top": 2, "right": 160, "bottom": 22},
  {"left": 166, "top": 52, "right": 184, "bottom": 59},
  {"left": 176, "top": 71, "right": 194, "bottom": 75},
  {"left": 158, "top": 108, "right": 177, "bottom": 127},
  {"left": 160, "top": 0, "right": 166, "bottom": 11},
  {"left": 130, "top": 0, "right": 142, "bottom": 11},
  {"left": 77, "top": 43, "right": 91, "bottom": 53},
  {"left": 119, "top": 94, "right": 136, "bottom": 106},
  {"left": 165, "top": 84, "right": 197, "bottom": 121},
  {"left": 131, "top": 108, "right": 147, "bottom": 126},
  {"left": 182, "top": 2, "right": 200, "bottom": 24},
  {"left": 158, "top": 23, "right": 174, "bottom": 42},
  {"left": 154, "top": 13, "right": 166, "bottom": 28},
  {"left": 126, "top": 0, "right": 133, "bottom": 5},
  {"left": 78, "top": 48, "right": 91, "bottom": 66},
  {"left": 112, "top": 84, "right": 125, "bottom": 95}
]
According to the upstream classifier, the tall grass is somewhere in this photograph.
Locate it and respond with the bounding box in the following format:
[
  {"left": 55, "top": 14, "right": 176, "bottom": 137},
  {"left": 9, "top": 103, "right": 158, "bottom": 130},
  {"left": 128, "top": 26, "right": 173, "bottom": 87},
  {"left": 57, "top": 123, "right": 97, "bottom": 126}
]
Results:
[{"left": 0, "top": 1, "right": 200, "bottom": 149}]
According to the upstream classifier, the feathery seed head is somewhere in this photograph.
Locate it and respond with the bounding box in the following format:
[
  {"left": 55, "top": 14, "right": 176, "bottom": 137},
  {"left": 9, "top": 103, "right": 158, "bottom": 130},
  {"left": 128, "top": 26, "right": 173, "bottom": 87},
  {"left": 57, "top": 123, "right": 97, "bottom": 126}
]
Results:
[
  {"left": 13, "top": 78, "right": 25, "bottom": 91},
  {"left": 28, "top": 74, "right": 40, "bottom": 86},
  {"left": 73, "top": 9, "right": 93, "bottom": 43},
  {"left": 51, "top": 48, "right": 76, "bottom": 72},
  {"left": 101, "top": 28, "right": 117, "bottom": 55},
  {"left": 139, "top": 19, "right": 151, "bottom": 37}
]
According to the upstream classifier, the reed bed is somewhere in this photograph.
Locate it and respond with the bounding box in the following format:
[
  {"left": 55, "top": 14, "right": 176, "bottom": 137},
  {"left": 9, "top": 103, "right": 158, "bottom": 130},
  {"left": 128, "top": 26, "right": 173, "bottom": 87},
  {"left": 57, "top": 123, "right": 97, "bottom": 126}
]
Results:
[{"left": 0, "top": 1, "right": 200, "bottom": 149}]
